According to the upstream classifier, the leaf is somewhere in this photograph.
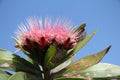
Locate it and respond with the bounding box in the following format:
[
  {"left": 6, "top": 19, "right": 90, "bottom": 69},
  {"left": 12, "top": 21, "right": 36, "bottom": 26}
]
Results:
[
  {"left": 8, "top": 72, "right": 41, "bottom": 80},
  {"left": 80, "top": 63, "right": 120, "bottom": 79},
  {"left": 52, "top": 48, "right": 74, "bottom": 69},
  {"left": 51, "top": 50, "right": 75, "bottom": 78},
  {"left": 73, "top": 30, "right": 97, "bottom": 54},
  {"left": 44, "top": 44, "right": 57, "bottom": 69},
  {"left": 0, "top": 49, "right": 15, "bottom": 70},
  {"left": 93, "top": 77, "right": 120, "bottom": 80},
  {"left": 0, "top": 70, "right": 11, "bottom": 80},
  {"left": 54, "top": 46, "right": 111, "bottom": 78},
  {"left": 0, "top": 49, "right": 41, "bottom": 74},
  {"left": 13, "top": 38, "right": 30, "bottom": 54},
  {"left": 71, "top": 23, "right": 86, "bottom": 33},
  {"left": 25, "top": 57, "right": 40, "bottom": 71},
  {"left": 65, "top": 46, "right": 111, "bottom": 72},
  {"left": 52, "top": 57, "right": 73, "bottom": 73}
]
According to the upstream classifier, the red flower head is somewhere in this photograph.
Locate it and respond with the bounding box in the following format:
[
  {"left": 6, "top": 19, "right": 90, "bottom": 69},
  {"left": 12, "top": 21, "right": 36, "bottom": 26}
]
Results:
[{"left": 15, "top": 17, "right": 85, "bottom": 66}]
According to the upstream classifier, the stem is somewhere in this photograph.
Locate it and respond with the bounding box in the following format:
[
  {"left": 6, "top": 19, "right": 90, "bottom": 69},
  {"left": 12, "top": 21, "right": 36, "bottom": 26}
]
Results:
[{"left": 44, "top": 69, "right": 51, "bottom": 80}]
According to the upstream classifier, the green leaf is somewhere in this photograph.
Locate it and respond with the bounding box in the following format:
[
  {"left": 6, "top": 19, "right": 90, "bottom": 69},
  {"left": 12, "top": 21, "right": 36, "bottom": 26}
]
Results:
[
  {"left": 51, "top": 52, "right": 75, "bottom": 78},
  {"left": 73, "top": 30, "right": 97, "bottom": 54},
  {"left": 25, "top": 57, "right": 40, "bottom": 71},
  {"left": 65, "top": 46, "right": 111, "bottom": 72},
  {"left": 71, "top": 23, "right": 86, "bottom": 33},
  {"left": 0, "top": 70, "right": 11, "bottom": 80},
  {"left": 44, "top": 44, "right": 57, "bottom": 69},
  {"left": 93, "top": 77, "right": 120, "bottom": 80},
  {"left": 0, "top": 49, "right": 41, "bottom": 74},
  {"left": 13, "top": 38, "right": 30, "bottom": 54},
  {"left": 52, "top": 48, "right": 74, "bottom": 69},
  {"left": 80, "top": 63, "right": 120, "bottom": 79},
  {"left": 0, "top": 49, "right": 15, "bottom": 70},
  {"left": 52, "top": 45, "right": 111, "bottom": 78},
  {"left": 52, "top": 57, "right": 73, "bottom": 73},
  {"left": 8, "top": 72, "right": 41, "bottom": 80}
]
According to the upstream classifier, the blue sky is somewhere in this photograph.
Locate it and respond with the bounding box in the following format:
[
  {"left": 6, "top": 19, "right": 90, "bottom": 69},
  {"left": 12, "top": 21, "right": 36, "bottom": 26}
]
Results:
[{"left": 0, "top": 0, "right": 120, "bottom": 65}]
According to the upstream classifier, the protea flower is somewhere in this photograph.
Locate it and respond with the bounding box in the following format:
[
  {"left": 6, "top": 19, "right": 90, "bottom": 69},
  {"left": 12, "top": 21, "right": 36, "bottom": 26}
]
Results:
[
  {"left": 15, "top": 18, "right": 85, "bottom": 67},
  {"left": 1, "top": 17, "right": 119, "bottom": 80}
]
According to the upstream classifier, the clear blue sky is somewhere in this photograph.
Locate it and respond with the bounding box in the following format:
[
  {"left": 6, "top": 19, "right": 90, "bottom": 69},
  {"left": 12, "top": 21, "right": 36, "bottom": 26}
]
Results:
[{"left": 0, "top": 0, "right": 120, "bottom": 65}]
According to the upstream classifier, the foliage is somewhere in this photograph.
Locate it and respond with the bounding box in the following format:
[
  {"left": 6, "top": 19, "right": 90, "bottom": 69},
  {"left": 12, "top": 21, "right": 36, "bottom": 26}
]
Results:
[{"left": 0, "top": 23, "right": 120, "bottom": 80}]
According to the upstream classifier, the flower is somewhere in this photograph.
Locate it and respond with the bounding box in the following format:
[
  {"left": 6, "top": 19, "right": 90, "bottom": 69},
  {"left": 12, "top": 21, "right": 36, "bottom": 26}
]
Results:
[{"left": 15, "top": 17, "right": 85, "bottom": 66}]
